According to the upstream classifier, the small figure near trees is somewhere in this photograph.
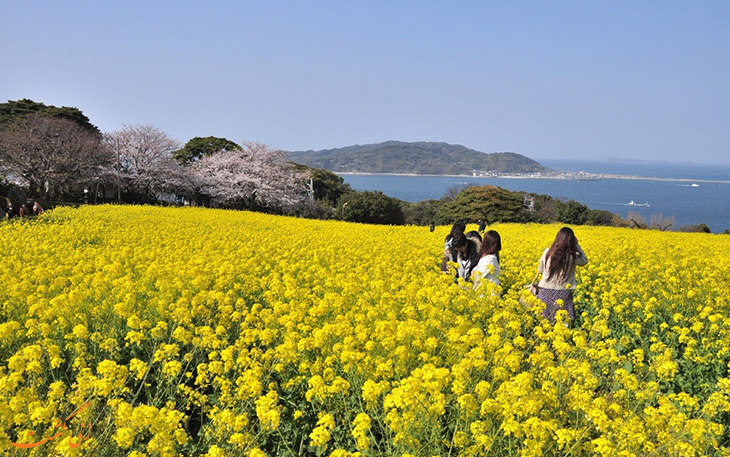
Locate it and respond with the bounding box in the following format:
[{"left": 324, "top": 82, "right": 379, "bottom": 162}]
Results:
[
  {"left": 32, "top": 201, "right": 44, "bottom": 216},
  {"left": 5, "top": 199, "right": 17, "bottom": 219},
  {"left": 478, "top": 219, "right": 487, "bottom": 232},
  {"left": 19, "top": 203, "right": 30, "bottom": 217}
]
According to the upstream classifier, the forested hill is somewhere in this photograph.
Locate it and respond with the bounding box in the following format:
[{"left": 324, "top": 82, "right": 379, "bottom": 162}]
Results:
[{"left": 286, "top": 141, "right": 550, "bottom": 175}]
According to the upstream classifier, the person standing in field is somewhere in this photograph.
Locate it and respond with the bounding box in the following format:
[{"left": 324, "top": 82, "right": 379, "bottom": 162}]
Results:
[
  {"left": 451, "top": 232, "right": 481, "bottom": 282},
  {"left": 442, "top": 221, "right": 467, "bottom": 272},
  {"left": 478, "top": 218, "right": 487, "bottom": 232},
  {"left": 536, "top": 227, "right": 588, "bottom": 323},
  {"left": 32, "top": 201, "right": 44, "bottom": 216},
  {"left": 5, "top": 199, "right": 17, "bottom": 219},
  {"left": 472, "top": 230, "right": 501, "bottom": 287}
]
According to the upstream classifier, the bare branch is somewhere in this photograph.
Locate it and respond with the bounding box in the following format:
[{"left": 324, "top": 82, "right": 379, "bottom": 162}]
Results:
[{"left": 0, "top": 114, "right": 112, "bottom": 199}]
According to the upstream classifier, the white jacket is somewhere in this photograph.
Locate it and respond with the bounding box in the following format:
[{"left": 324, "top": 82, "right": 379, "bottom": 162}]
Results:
[{"left": 472, "top": 254, "right": 500, "bottom": 286}]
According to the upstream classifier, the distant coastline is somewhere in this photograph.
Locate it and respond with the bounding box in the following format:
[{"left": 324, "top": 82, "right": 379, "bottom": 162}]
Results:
[
  {"left": 337, "top": 171, "right": 730, "bottom": 185},
  {"left": 339, "top": 159, "right": 730, "bottom": 232}
]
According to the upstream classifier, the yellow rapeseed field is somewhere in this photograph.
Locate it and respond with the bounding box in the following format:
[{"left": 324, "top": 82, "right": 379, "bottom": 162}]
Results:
[{"left": 1, "top": 205, "right": 730, "bottom": 457}]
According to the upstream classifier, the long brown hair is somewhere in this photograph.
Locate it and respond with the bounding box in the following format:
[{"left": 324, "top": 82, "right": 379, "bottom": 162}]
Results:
[
  {"left": 545, "top": 227, "right": 579, "bottom": 281},
  {"left": 480, "top": 230, "right": 501, "bottom": 263}
]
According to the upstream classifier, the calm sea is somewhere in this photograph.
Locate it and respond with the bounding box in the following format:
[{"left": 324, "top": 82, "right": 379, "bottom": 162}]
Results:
[{"left": 339, "top": 159, "right": 730, "bottom": 233}]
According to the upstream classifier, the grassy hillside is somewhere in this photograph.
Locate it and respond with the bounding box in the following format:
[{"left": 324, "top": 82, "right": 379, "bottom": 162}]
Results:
[
  {"left": 287, "top": 141, "right": 550, "bottom": 175},
  {"left": 1, "top": 205, "right": 729, "bottom": 456}
]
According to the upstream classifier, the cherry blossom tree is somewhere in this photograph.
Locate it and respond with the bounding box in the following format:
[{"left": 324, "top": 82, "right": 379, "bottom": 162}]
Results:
[
  {"left": 192, "top": 141, "right": 309, "bottom": 211},
  {"left": 104, "top": 125, "right": 194, "bottom": 203},
  {"left": 0, "top": 114, "right": 113, "bottom": 200}
]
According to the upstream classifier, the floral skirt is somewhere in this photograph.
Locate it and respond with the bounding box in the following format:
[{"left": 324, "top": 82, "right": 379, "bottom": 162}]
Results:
[{"left": 537, "top": 288, "right": 574, "bottom": 322}]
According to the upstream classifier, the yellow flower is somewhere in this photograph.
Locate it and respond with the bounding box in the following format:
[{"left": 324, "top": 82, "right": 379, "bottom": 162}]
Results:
[
  {"left": 351, "top": 412, "right": 371, "bottom": 449},
  {"left": 2, "top": 205, "right": 730, "bottom": 456},
  {"left": 162, "top": 360, "right": 182, "bottom": 377},
  {"left": 310, "top": 412, "right": 335, "bottom": 448},
  {"left": 204, "top": 445, "right": 226, "bottom": 457},
  {"left": 129, "top": 358, "right": 148, "bottom": 380},
  {"left": 114, "top": 427, "right": 136, "bottom": 449},
  {"left": 255, "top": 391, "right": 281, "bottom": 430},
  {"left": 72, "top": 324, "right": 89, "bottom": 339},
  {"left": 248, "top": 449, "right": 268, "bottom": 457}
]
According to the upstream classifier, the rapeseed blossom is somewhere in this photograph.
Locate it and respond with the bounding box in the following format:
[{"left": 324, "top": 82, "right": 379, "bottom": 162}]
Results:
[{"left": 0, "top": 205, "right": 729, "bottom": 455}]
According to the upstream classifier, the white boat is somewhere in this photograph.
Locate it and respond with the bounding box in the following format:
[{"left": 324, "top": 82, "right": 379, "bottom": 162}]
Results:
[
  {"left": 628, "top": 200, "right": 651, "bottom": 207},
  {"left": 691, "top": 183, "right": 699, "bottom": 187}
]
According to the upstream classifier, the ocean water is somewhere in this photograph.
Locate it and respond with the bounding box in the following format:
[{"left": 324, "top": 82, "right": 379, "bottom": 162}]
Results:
[{"left": 339, "top": 159, "right": 730, "bottom": 233}]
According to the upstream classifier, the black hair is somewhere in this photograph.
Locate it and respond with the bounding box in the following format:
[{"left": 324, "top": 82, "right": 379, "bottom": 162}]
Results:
[
  {"left": 451, "top": 232, "right": 467, "bottom": 248},
  {"left": 445, "top": 221, "right": 467, "bottom": 242},
  {"left": 465, "top": 230, "right": 482, "bottom": 243}
]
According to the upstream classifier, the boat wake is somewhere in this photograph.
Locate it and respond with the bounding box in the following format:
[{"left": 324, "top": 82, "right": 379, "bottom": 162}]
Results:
[{"left": 584, "top": 200, "right": 652, "bottom": 208}]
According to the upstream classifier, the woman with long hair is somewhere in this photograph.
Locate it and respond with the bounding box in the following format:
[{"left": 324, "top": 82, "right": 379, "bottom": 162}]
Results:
[
  {"left": 537, "top": 227, "right": 588, "bottom": 323},
  {"left": 473, "top": 230, "right": 501, "bottom": 287},
  {"left": 442, "top": 221, "right": 467, "bottom": 273}
]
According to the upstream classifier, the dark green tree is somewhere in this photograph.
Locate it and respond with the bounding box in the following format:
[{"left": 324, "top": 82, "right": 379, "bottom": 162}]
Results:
[
  {"left": 402, "top": 199, "right": 441, "bottom": 226},
  {"left": 311, "top": 168, "right": 352, "bottom": 205},
  {"left": 527, "top": 193, "right": 558, "bottom": 223},
  {"left": 174, "top": 136, "right": 241, "bottom": 165},
  {"left": 585, "top": 209, "right": 617, "bottom": 226},
  {"left": 555, "top": 199, "right": 589, "bottom": 225},
  {"left": 337, "top": 190, "right": 405, "bottom": 225},
  {"left": 435, "top": 185, "right": 533, "bottom": 225},
  {"left": 0, "top": 99, "right": 99, "bottom": 135},
  {"left": 677, "top": 223, "right": 712, "bottom": 233},
  {"left": 286, "top": 164, "right": 354, "bottom": 219}
]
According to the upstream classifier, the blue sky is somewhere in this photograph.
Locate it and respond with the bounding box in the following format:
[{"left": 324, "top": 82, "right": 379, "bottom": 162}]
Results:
[{"left": 2, "top": 1, "right": 729, "bottom": 164}]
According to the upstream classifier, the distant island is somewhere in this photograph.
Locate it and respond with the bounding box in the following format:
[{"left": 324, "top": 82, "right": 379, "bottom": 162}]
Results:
[{"left": 286, "top": 141, "right": 551, "bottom": 176}]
